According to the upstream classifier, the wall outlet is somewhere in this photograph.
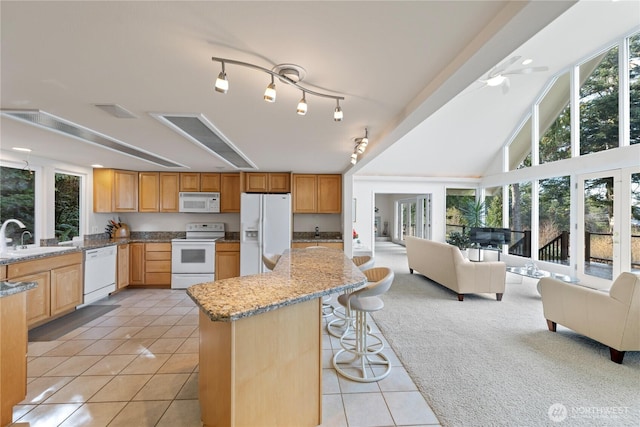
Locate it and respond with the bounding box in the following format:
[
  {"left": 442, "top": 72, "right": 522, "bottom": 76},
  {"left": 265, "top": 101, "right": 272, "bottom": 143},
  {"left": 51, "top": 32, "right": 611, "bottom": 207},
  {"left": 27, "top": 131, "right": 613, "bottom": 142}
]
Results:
[{"left": 91, "top": 226, "right": 99, "bottom": 233}]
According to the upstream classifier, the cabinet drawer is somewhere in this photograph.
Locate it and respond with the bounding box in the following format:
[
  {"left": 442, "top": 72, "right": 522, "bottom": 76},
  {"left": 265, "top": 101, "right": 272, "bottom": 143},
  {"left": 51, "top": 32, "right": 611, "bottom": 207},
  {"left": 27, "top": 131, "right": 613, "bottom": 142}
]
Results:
[
  {"left": 146, "top": 243, "right": 171, "bottom": 252},
  {"left": 145, "top": 272, "right": 171, "bottom": 285},
  {"left": 145, "top": 260, "right": 171, "bottom": 273},
  {"left": 8, "top": 252, "right": 82, "bottom": 278},
  {"left": 216, "top": 242, "right": 240, "bottom": 252},
  {"left": 146, "top": 251, "right": 171, "bottom": 261}
]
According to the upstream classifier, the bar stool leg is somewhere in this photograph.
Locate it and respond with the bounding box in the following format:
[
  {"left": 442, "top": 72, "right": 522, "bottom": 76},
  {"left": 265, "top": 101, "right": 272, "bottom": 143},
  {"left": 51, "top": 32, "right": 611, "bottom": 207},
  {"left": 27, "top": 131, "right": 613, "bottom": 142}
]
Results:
[{"left": 332, "top": 309, "right": 391, "bottom": 382}]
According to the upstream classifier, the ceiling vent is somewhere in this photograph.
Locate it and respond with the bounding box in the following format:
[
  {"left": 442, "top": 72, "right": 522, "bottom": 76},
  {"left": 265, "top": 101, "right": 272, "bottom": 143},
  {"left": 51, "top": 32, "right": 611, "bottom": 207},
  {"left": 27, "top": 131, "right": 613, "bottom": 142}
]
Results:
[
  {"left": 94, "top": 103, "right": 137, "bottom": 119},
  {"left": 151, "top": 113, "right": 256, "bottom": 170},
  {"left": 1, "top": 109, "right": 185, "bottom": 168}
]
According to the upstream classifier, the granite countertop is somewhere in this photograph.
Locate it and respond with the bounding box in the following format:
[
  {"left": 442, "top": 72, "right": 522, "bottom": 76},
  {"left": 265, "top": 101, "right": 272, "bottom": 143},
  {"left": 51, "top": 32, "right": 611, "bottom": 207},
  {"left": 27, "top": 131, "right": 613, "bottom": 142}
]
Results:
[
  {"left": 188, "top": 247, "right": 366, "bottom": 322},
  {"left": 0, "top": 280, "right": 38, "bottom": 298}
]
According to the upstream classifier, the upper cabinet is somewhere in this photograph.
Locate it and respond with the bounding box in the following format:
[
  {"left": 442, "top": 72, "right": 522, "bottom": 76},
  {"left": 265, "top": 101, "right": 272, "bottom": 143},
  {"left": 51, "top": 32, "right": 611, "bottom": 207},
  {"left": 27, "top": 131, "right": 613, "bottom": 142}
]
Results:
[
  {"left": 139, "top": 172, "right": 180, "bottom": 213},
  {"left": 180, "top": 172, "right": 220, "bottom": 192},
  {"left": 243, "top": 172, "right": 291, "bottom": 193},
  {"left": 93, "top": 169, "right": 138, "bottom": 213},
  {"left": 292, "top": 174, "right": 341, "bottom": 213},
  {"left": 220, "top": 173, "right": 240, "bottom": 212}
]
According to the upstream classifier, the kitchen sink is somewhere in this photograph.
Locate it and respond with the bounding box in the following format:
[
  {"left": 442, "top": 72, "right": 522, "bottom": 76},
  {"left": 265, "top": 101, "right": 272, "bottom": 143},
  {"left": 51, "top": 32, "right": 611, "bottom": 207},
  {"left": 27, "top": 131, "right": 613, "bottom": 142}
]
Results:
[{"left": 1, "top": 246, "right": 76, "bottom": 259}]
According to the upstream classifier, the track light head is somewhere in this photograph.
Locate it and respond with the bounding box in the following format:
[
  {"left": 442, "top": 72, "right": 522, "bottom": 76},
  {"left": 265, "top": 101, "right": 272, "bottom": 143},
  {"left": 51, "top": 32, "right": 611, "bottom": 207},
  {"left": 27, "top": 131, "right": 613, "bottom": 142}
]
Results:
[
  {"left": 297, "top": 92, "right": 307, "bottom": 115},
  {"left": 350, "top": 152, "right": 358, "bottom": 165},
  {"left": 214, "top": 62, "right": 228, "bottom": 93},
  {"left": 264, "top": 76, "right": 276, "bottom": 103},
  {"left": 334, "top": 99, "right": 343, "bottom": 122}
]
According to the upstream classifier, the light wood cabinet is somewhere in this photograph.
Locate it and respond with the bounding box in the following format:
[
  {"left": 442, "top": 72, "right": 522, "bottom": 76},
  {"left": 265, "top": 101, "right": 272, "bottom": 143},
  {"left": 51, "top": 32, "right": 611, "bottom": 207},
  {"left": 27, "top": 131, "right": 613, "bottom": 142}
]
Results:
[
  {"left": 292, "top": 174, "right": 317, "bottom": 213},
  {"left": 138, "top": 172, "right": 159, "bottom": 212},
  {"left": 201, "top": 173, "right": 221, "bottom": 192},
  {"left": 8, "top": 252, "right": 83, "bottom": 328},
  {"left": 180, "top": 172, "right": 201, "bottom": 192},
  {"left": 215, "top": 242, "right": 240, "bottom": 280},
  {"left": 145, "top": 243, "right": 171, "bottom": 285},
  {"left": 220, "top": 173, "right": 240, "bottom": 212},
  {"left": 0, "top": 290, "right": 28, "bottom": 427},
  {"left": 129, "top": 243, "right": 145, "bottom": 285},
  {"left": 292, "top": 174, "right": 341, "bottom": 213},
  {"left": 317, "top": 174, "right": 342, "bottom": 213},
  {"left": 51, "top": 264, "right": 83, "bottom": 316},
  {"left": 93, "top": 168, "right": 139, "bottom": 212},
  {"left": 291, "top": 242, "right": 343, "bottom": 250},
  {"left": 159, "top": 172, "right": 180, "bottom": 212},
  {"left": 138, "top": 172, "right": 180, "bottom": 213},
  {"left": 244, "top": 172, "right": 291, "bottom": 193},
  {"left": 117, "top": 244, "right": 129, "bottom": 289}
]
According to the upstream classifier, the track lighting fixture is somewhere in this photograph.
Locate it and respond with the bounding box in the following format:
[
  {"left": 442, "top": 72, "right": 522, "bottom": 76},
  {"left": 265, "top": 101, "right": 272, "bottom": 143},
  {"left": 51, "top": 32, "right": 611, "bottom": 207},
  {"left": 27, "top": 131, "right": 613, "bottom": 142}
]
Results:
[
  {"left": 334, "top": 99, "right": 343, "bottom": 122},
  {"left": 264, "top": 75, "right": 276, "bottom": 103},
  {"left": 297, "top": 92, "right": 307, "bottom": 115},
  {"left": 215, "top": 61, "right": 228, "bottom": 93},
  {"left": 349, "top": 128, "right": 369, "bottom": 166},
  {"left": 212, "top": 57, "right": 344, "bottom": 120}
]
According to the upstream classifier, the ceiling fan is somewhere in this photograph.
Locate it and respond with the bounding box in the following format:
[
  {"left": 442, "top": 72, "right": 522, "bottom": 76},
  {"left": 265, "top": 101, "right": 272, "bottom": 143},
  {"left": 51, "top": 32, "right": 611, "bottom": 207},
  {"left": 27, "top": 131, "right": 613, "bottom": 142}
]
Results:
[{"left": 478, "top": 56, "right": 548, "bottom": 94}]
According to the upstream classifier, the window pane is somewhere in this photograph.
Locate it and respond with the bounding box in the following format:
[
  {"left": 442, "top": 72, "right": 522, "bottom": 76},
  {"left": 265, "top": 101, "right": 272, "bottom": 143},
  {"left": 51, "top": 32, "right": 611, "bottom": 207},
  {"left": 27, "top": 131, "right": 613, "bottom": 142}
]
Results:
[
  {"left": 539, "top": 176, "right": 571, "bottom": 265},
  {"left": 508, "top": 116, "right": 531, "bottom": 171},
  {"left": 0, "top": 166, "right": 36, "bottom": 245},
  {"left": 55, "top": 172, "right": 80, "bottom": 242},
  {"left": 584, "top": 176, "right": 614, "bottom": 280},
  {"left": 579, "top": 46, "right": 619, "bottom": 155},
  {"left": 445, "top": 188, "right": 475, "bottom": 238},
  {"left": 630, "top": 33, "right": 640, "bottom": 145},
  {"left": 508, "top": 182, "right": 531, "bottom": 258},
  {"left": 484, "top": 186, "right": 503, "bottom": 228},
  {"left": 539, "top": 72, "right": 571, "bottom": 163}
]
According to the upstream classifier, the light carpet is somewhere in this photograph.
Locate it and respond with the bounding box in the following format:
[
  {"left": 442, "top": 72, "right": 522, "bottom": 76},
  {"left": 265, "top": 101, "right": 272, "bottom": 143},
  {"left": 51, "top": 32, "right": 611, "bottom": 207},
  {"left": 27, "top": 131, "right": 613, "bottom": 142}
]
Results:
[{"left": 370, "top": 242, "right": 640, "bottom": 427}]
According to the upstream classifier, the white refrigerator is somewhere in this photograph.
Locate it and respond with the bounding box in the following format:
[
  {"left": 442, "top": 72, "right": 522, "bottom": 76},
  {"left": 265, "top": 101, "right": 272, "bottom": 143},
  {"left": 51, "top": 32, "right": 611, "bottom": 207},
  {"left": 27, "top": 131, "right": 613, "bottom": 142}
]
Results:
[{"left": 240, "top": 193, "right": 292, "bottom": 276}]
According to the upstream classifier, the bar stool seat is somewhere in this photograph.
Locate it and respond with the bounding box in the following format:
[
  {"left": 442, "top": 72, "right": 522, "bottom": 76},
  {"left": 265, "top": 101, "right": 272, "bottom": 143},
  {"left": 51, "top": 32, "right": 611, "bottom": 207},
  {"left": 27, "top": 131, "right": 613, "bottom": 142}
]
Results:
[
  {"left": 332, "top": 267, "right": 394, "bottom": 383},
  {"left": 262, "top": 253, "right": 281, "bottom": 271},
  {"left": 328, "top": 255, "right": 374, "bottom": 337}
]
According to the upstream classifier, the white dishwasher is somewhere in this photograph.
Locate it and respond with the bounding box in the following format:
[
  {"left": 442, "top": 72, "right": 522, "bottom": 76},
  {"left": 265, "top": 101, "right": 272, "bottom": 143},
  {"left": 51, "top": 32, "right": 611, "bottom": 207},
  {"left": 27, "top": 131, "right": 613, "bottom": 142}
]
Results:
[{"left": 82, "top": 245, "right": 117, "bottom": 306}]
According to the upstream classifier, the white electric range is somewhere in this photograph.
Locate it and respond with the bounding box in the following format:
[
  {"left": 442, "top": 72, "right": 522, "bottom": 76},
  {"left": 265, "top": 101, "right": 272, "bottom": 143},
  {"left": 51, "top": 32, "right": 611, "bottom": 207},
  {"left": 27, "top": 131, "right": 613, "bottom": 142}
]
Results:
[{"left": 171, "top": 222, "right": 225, "bottom": 289}]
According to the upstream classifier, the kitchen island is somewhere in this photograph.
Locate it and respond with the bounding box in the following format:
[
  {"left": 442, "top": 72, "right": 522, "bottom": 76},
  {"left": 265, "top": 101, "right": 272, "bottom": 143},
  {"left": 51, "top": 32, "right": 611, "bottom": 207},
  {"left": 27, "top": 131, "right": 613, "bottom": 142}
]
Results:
[{"left": 187, "top": 247, "right": 366, "bottom": 427}]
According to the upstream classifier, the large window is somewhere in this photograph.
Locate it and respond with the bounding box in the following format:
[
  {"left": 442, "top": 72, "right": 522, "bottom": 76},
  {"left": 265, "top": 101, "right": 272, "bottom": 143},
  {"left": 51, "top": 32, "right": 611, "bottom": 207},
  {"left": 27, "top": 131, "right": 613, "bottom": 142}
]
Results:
[
  {"left": 0, "top": 165, "right": 36, "bottom": 246},
  {"left": 579, "top": 46, "right": 619, "bottom": 155},
  {"left": 509, "top": 182, "right": 531, "bottom": 258},
  {"left": 539, "top": 176, "right": 571, "bottom": 265},
  {"left": 540, "top": 72, "right": 571, "bottom": 163},
  {"left": 55, "top": 172, "right": 81, "bottom": 242}
]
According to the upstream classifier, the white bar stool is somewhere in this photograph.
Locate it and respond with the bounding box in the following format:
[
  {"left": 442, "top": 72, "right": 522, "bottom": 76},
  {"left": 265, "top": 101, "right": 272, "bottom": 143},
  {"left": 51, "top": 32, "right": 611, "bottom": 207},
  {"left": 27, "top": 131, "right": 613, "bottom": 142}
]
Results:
[
  {"left": 327, "top": 255, "right": 374, "bottom": 338},
  {"left": 332, "top": 267, "right": 394, "bottom": 382}
]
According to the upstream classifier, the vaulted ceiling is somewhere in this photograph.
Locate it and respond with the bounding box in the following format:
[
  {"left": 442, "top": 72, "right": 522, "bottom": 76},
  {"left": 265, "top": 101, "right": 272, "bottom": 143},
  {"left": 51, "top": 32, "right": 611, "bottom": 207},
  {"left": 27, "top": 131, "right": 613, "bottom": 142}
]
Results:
[{"left": 1, "top": 1, "right": 638, "bottom": 177}]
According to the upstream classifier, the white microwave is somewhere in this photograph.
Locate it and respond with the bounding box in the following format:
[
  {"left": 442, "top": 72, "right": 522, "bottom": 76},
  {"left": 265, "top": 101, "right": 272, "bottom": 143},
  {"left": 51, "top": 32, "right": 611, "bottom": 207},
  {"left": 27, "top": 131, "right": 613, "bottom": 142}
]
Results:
[{"left": 179, "top": 192, "right": 221, "bottom": 213}]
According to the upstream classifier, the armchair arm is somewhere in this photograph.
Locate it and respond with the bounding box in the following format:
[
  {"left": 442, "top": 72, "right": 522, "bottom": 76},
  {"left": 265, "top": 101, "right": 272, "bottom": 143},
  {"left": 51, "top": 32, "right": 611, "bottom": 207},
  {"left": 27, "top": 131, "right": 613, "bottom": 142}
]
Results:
[{"left": 455, "top": 260, "right": 506, "bottom": 294}]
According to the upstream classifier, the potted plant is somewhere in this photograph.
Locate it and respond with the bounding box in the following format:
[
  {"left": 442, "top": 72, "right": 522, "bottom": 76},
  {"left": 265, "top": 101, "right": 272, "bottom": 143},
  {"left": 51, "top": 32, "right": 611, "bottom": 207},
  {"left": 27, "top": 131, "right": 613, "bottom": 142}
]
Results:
[{"left": 446, "top": 231, "right": 470, "bottom": 252}]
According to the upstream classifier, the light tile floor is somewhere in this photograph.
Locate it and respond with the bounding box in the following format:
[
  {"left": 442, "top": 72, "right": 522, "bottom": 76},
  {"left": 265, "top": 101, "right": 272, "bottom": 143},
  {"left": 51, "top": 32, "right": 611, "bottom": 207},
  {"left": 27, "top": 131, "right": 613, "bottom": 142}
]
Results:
[{"left": 11, "top": 285, "right": 440, "bottom": 426}]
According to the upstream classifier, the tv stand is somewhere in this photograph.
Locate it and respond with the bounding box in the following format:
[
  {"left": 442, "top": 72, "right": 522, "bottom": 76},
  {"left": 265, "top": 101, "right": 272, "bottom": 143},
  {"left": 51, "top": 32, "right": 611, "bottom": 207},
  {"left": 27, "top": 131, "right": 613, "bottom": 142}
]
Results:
[{"left": 470, "top": 246, "right": 502, "bottom": 262}]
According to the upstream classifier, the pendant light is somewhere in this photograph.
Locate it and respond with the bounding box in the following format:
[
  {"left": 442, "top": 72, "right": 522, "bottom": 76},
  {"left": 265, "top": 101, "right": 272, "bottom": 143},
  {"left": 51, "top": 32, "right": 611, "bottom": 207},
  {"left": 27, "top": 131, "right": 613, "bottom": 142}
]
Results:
[
  {"left": 263, "top": 75, "right": 276, "bottom": 103},
  {"left": 297, "top": 92, "right": 307, "bottom": 115},
  {"left": 334, "top": 99, "right": 343, "bottom": 122},
  {"left": 215, "top": 61, "right": 229, "bottom": 94}
]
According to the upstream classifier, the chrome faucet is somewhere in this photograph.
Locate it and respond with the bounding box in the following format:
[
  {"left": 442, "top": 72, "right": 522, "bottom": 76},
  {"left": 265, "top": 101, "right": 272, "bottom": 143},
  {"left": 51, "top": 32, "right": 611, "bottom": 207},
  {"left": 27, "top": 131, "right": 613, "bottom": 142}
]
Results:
[
  {"left": 20, "top": 230, "right": 33, "bottom": 249},
  {"left": 315, "top": 226, "right": 320, "bottom": 238},
  {"left": 0, "top": 219, "right": 26, "bottom": 254}
]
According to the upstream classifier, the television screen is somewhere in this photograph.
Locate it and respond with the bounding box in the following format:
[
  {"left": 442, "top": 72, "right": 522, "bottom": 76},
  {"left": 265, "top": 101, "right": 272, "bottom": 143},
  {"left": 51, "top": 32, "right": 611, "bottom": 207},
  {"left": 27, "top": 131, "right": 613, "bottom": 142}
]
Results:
[{"left": 469, "top": 227, "right": 511, "bottom": 248}]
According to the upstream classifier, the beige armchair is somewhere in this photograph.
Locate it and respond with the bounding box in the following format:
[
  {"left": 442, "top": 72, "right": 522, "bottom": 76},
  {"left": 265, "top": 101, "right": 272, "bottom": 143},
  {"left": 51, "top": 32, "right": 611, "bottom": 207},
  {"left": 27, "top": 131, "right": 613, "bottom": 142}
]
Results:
[{"left": 540, "top": 272, "right": 640, "bottom": 364}]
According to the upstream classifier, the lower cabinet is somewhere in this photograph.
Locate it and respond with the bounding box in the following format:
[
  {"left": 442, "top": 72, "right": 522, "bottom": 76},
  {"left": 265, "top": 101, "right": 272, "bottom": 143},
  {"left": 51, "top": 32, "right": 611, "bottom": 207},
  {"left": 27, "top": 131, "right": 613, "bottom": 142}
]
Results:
[
  {"left": 129, "top": 242, "right": 171, "bottom": 286},
  {"left": 117, "top": 244, "right": 129, "bottom": 289},
  {"left": 215, "top": 242, "right": 240, "bottom": 280},
  {"left": 7, "top": 252, "right": 83, "bottom": 329},
  {"left": 0, "top": 291, "right": 28, "bottom": 427}
]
